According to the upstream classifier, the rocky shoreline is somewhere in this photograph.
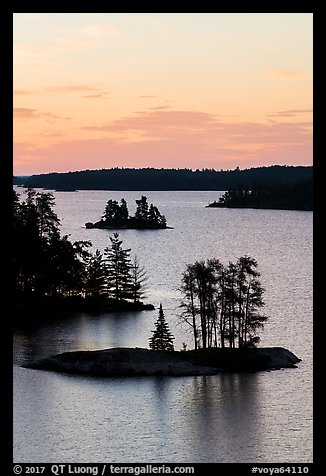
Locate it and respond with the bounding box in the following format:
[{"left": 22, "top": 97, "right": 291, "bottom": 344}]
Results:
[{"left": 24, "top": 346, "right": 301, "bottom": 377}]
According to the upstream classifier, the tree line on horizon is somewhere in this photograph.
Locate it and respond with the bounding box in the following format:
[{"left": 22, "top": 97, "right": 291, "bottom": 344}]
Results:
[{"left": 14, "top": 165, "right": 312, "bottom": 191}]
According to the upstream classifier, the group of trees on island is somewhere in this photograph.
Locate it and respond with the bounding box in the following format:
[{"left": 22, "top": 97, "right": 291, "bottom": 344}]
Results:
[
  {"left": 87, "top": 195, "right": 167, "bottom": 229},
  {"left": 148, "top": 255, "right": 269, "bottom": 352},
  {"left": 14, "top": 187, "right": 269, "bottom": 350},
  {"left": 207, "top": 177, "right": 312, "bottom": 211},
  {"left": 180, "top": 256, "right": 268, "bottom": 349},
  {"left": 13, "top": 188, "right": 148, "bottom": 308},
  {"left": 84, "top": 234, "right": 148, "bottom": 303}
]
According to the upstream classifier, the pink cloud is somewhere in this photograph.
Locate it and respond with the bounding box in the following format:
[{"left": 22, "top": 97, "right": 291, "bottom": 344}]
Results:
[
  {"left": 14, "top": 89, "right": 30, "bottom": 95},
  {"left": 14, "top": 107, "right": 38, "bottom": 119},
  {"left": 83, "top": 110, "right": 219, "bottom": 137},
  {"left": 267, "top": 109, "right": 313, "bottom": 118},
  {"left": 150, "top": 106, "right": 171, "bottom": 110},
  {"left": 13, "top": 110, "right": 312, "bottom": 175},
  {"left": 83, "top": 93, "right": 110, "bottom": 99},
  {"left": 271, "top": 70, "right": 305, "bottom": 78},
  {"left": 44, "top": 85, "right": 97, "bottom": 93},
  {"left": 14, "top": 107, "right": 67, "bottom": 121}
]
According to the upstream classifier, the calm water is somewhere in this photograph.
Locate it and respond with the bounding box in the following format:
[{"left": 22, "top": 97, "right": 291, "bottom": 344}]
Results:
[{"left": 13, "top": 189, "right": 313, "bottom": 463}]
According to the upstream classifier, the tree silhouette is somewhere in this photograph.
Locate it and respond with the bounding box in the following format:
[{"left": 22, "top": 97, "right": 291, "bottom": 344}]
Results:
[
  {"left": 135, "top": 195, "right": 149, "bottom": 220},
  {"left": 13, "top": 188, "right": 91, "bottom": 298},
  {"left": 130, "top": 255, "right": 148, "bottom": 304},
  {"left": 84, "top": 249, "right": 106, "bottom": 298},
  {"left": 180, "top": 256, "right": 268, "bottom": 349},
  {"left": 149, "top": 304, "right": 175, "bottom": 351},
  {"left": 103, "top": 233, "right": 132, "bottom": 300}
]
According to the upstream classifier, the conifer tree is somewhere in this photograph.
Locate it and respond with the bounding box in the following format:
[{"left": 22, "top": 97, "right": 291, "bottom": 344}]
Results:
[
  {"left": 149, "top": 304, "right": 175, "bottom": 351},
  {"left": 130, "top": 255, "right": 148, "bottom": 304},
  {"left": 84, "top": 249, "right": 106, "bottom": 298},
  {"left": 103, "top": 233, "right": 132, "bottom": 300}
]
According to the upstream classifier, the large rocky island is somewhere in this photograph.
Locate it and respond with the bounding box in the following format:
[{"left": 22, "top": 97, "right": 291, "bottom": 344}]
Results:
[{"left": 25, "top": 346, "right": 301, "bottom": 377}]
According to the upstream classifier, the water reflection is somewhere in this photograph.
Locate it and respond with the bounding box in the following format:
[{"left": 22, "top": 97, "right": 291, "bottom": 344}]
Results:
[
  {"left": 179, "top": 374, "right": 261, "bottom": 462},
  {"left": 13, "top": 311, "right": 152, "bottom": 366},
  {"left": 13, "top": 190, "right": 312, "bottom": 463}
]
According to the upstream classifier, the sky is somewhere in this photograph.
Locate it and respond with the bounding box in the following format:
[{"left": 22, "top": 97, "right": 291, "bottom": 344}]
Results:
[{"left": 13, "top": 13, "right": 313, "bottom": 175}]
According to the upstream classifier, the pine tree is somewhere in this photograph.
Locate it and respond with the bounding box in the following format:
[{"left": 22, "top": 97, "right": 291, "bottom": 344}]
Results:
[
  {"left": 119, "top": 198, "right": 129, "bottom": 221},
  {"left": 102, "top": 199, "right": 119, "bottom": 221},
  {"left": 149, "top": 304, "right": 175, "bottom": 351},
  {"left": 130, "top": 255, "right": 148, "bottom": 304},
  {"left": 84, "top": 249, "right": 106, "bottom": 298},
  {"left": 135, "top": 196, "right": 149, "bottom": 220},
  {"left": 103, "top": 233, "right": 132, "bottom": 300}
]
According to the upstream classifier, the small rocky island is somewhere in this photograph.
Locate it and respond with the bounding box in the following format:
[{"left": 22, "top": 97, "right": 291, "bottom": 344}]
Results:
[
  {"left": 25, "top": 346, "right": 301, "bottom": 377},
  {"left": 86, "top": 195, "right": 172, "bottom": 229}
]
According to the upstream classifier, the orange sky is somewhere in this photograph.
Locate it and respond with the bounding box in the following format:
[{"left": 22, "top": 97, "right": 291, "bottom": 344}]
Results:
[{"left": 13, "top": 13, "right": 313, "bottom": 175}]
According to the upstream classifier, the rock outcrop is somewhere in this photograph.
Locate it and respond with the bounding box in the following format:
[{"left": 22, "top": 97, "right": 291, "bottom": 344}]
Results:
[{"left": 24, "top": 346, "right": 301, "bottom": 377}]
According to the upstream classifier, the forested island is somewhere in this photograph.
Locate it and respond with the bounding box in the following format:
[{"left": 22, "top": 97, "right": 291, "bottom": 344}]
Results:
[
  {"left": 14, "top": 187, "right": 301, "bottom": 373},
  {"left": 13, "top": 188, "right": 153, "bottom": 320},
  {"left": 85, "top": 195, "right": 170, "bottom": 229},
  {"left": 13, "top": 165, "right": 312, "bottom": 191},
  {"left": 207, "top": 177, "right": 312, "bottom": 211}
]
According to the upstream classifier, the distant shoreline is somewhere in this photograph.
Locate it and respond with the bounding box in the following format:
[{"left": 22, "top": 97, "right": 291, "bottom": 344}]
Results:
[
  {"left": 13, "top": 165, "right": 312, "bottom": 191},
  {"left": 206, "top": 203, "right": 312, "bottom": 211}
]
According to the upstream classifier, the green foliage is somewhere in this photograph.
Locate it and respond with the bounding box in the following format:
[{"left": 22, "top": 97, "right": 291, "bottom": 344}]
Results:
[{"left": 149, "top": 304, "right": 175, "bottom": 351}]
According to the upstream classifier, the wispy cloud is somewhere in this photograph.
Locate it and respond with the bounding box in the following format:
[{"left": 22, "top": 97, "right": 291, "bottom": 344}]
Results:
[
  {"left": 83, "top": 92, "right": 110, "bottom": 99},
  {"left": 82, "top": 110, "right": 219, "bottom": 139},
  {"left": 44, "top": 85, "right": 97, "bottom": 93},
  {"left": 14, "top": 23, "right": 120, "bottom": 59},
  {"left": 14, "top": 116, "right": 312, "bottom": 174},
  {"left": 14, "top": 107, "right": 65, "bottom": 121},
  {"left": 271, "top": 70, "right": 305, "bottom": 79},
  {"left": 14, "top": 107, "right": 38, "bottom": 119},
  {"left": 79, "top": 110, "right": 312, "bottom": 153},
  {"left": 138, "top": 95, "right": 157, "bottom": 98},
  {"left": 267, "top": 109, "right": 313, "bottom": 118},
  {"left": 150, "top": 106, "right": 171, "bottom": 110},
  {"left": 14, "top": 89, "right": 30, "bottom": 95}
]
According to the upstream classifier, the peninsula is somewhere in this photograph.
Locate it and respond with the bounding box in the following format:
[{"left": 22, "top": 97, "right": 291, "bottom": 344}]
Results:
[{"left": 207, "top": 178, "right": 312, "bottom": 211}]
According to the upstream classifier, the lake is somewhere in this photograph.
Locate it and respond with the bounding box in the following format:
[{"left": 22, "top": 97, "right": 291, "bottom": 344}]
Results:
[{"left": 13, "top": 189, "right": 313, "bottom": 463}]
